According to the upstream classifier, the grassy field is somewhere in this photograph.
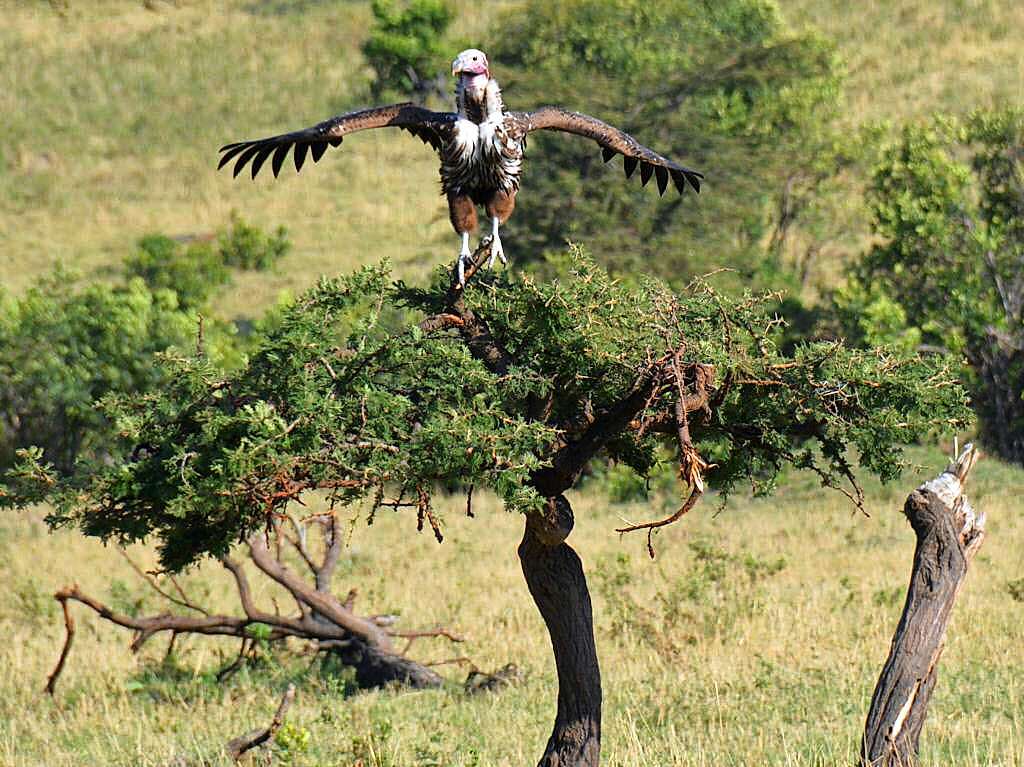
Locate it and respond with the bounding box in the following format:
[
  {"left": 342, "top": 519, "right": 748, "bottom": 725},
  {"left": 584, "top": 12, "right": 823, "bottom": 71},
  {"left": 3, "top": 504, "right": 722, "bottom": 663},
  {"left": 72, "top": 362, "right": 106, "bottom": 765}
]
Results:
[
  {"left": 3, "top": 0, "right": 1023, "bottom": 313},
  {"left": 1, "top": 446, "right": 1022, "bottom": 766},
  {"left": 3, "top": 2, "right": 1023, "bottom": 765},
  {"left": 786, "top": 0, "right": 1024, "bottom": 124}
]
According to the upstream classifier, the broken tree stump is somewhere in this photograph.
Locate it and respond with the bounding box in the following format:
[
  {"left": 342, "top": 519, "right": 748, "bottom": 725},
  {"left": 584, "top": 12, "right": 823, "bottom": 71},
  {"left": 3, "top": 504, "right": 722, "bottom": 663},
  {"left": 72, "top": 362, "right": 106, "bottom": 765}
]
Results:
[{"left": 860, "top": 444, "right": 986, "bottom": 767}]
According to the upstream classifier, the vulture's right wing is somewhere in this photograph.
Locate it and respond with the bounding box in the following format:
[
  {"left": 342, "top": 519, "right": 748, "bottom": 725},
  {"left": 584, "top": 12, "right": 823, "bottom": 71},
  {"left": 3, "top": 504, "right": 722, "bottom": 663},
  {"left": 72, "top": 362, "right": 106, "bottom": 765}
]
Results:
[
  {"left": 218, "top": 103, "right": 457, "bottom": 179},
  {"left": 516, "top": 106, "right": 703, "bottom": 196}
]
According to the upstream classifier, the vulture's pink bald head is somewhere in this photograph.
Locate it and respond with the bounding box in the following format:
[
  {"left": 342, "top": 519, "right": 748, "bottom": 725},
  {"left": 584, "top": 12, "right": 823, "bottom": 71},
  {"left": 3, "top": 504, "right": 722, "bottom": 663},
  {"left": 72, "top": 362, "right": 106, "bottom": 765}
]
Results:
[
  {"left": 452, "top": 49, "right": 490, "bottom": 94},
  {"left": 452, "top": 49, "right": 489, "bottom": 76}
]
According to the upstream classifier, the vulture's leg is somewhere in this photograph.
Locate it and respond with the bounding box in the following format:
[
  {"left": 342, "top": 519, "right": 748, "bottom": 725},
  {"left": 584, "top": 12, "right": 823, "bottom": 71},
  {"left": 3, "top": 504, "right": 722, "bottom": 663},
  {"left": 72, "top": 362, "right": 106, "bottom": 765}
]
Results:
[
  {"left": 448, "top": 193, "right": 478, "bottom": 286},
  {"left": 485, "top": 190, "right": 516, "bottom": 269}
]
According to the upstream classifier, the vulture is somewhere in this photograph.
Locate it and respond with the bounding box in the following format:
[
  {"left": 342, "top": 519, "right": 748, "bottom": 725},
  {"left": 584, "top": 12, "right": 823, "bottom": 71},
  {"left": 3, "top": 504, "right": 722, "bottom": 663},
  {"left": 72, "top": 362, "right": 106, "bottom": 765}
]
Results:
[{"left": 219, "top": 49, "right": 703, "bottom": 283}]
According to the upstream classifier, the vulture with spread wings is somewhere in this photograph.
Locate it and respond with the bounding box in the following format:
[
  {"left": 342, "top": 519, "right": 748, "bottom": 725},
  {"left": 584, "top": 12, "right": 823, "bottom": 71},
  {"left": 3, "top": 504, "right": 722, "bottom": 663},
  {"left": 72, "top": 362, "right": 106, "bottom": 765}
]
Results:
[{"left": 219, "top": 49, "right": 703, "bottom": 283}]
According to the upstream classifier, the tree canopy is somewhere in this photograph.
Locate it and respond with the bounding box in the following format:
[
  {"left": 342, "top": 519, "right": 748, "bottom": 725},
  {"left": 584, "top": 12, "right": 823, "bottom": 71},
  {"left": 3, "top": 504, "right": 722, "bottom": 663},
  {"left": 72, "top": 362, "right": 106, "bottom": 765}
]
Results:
[
  {"left": 491, "top": 0, "right": 844, "bottom": 289},
  {"left": 0, "top": 217, "right": 289, "bottom": 478},
  {"left": 840, "top": 108, "right": 1024, "bottom": 462},
  {"left": 2, "top": 247, "right": 969, "bottom": 571}
]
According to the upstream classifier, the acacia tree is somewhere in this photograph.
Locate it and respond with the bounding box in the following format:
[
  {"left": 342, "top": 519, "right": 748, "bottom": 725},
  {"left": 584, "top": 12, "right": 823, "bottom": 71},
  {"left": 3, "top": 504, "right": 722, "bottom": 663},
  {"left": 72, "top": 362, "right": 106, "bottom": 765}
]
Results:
[{"left": 3, "top": 244, "right": 968, "bottom": 765}]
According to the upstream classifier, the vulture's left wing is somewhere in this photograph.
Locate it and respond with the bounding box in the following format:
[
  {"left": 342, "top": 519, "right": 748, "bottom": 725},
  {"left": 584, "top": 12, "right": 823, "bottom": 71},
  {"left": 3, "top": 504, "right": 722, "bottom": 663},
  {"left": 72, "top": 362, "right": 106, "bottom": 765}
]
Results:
[
  {"left": 218, "top": 103, "right": 457, "bottom": 179},
  {"left": 513, "top": 106, "right": 703, "bottom": 196}
]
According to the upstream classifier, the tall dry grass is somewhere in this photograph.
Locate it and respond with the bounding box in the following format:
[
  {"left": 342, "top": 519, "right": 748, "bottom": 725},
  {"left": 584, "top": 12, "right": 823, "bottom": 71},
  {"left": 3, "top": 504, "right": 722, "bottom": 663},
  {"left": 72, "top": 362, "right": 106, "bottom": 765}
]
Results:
[{"left": 1, "top": 446, "right": 1021, "bottom": 766}]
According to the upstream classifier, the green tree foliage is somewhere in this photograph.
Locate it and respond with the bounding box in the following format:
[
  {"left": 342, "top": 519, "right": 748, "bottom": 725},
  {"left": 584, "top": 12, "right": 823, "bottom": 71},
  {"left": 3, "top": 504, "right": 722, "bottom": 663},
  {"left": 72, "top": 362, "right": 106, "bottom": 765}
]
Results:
[
  {"left": 0, "top": 270, "right": 195, "bottom": 475},
  {"left": 491, "top": 0, "right": 845, "bottom": 289},
  {"left": 217, "top": 215, "right": 290, "bottom": 272},
  {"left": 844, "top": 108, "right": 1024, "bottom": 462},
  {"left": 2, "top": 251, "right": 969, "bottom": 571},
  {"left": 0, "top": 218, "right": 289, "bottom": 477},
  {"left": 125, "top": 235, "right": 231, "bottom": 310},
  {"left": 362, "top": 0, "right": 454, "bottom": 99}
]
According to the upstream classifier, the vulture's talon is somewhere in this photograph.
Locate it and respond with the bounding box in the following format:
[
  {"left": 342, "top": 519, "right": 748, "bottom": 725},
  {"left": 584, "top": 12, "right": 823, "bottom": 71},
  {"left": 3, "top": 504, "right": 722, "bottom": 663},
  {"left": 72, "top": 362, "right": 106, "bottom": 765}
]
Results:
[
  {"left": 488, "top": 218, "right": 507, "bottom": 269},
  {"left": 487, "top": 237, "right": 506, "bottom": 269}
]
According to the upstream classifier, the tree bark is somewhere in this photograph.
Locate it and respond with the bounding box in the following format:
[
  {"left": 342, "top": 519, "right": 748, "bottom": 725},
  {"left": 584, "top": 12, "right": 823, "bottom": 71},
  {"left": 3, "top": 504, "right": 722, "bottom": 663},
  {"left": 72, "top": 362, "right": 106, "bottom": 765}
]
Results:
[
  {"left": 861, "top": 445, "right": 985, "bottom": 767},
  {"left": 519, "top": 495, "right": 602, "bottom": 767}
]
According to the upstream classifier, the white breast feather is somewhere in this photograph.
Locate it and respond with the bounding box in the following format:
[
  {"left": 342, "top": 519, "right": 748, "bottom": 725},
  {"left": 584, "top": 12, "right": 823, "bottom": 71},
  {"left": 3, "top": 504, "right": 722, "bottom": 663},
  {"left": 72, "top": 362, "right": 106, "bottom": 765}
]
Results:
[
  {"left": 453, "top": 119, "right": 480, "bottom": 159},
  {"left": 443, "top": 112, "right": 523, "bottom": 196}
]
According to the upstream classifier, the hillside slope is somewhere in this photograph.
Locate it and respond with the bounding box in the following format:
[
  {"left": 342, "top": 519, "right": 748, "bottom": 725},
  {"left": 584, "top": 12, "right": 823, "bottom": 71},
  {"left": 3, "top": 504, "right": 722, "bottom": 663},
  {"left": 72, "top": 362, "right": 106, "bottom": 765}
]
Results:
[{"left": 1, "top": 0, "right": 1021, "bottom": 315}]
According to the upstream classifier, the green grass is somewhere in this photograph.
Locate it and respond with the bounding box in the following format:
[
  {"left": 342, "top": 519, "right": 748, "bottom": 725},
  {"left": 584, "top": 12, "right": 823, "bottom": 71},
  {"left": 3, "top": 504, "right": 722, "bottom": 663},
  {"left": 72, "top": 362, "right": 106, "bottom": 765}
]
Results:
[
  {"left": 4, "top": 0, "right": 1022, "bottom": 315},
  {"left": 785, "top": 0, "right": 1024, "bottom": 124},
  {"left": 1, "top": 446, "right": 1022, "bottom": 766}
]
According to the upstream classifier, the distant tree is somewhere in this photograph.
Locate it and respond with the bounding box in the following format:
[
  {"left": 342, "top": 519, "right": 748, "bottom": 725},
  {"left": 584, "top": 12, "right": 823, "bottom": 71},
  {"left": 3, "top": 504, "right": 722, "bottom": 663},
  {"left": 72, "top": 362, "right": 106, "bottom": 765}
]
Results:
[
  {"left": 490, "top": 0, "right": 846, "bottom": 291},
  {"left": 362, "top": 0, "right": 454, "bottom": 100},
  {"left": 3, "top": 244, "right": 969, "bottom": 765},
  {"left": 843, "top": 108, "right": 1024, "bottom": 463}
]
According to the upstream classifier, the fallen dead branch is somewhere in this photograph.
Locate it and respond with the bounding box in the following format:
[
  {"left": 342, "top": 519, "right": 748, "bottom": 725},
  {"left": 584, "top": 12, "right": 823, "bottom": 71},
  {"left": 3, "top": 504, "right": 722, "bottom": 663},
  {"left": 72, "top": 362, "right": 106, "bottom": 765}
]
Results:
[{"left": 45, "top": 515, "right": 464, "bottom": 695}]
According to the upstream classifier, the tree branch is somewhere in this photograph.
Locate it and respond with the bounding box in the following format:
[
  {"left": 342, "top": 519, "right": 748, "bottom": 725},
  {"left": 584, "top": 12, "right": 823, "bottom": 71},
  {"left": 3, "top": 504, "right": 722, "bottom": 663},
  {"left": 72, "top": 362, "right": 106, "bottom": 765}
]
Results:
[
  {"left": 225, "top": 684, "right": 296, "bottom": 762},
  {"left": 246, "top": 534, "right": 394, "bottom": 652}
]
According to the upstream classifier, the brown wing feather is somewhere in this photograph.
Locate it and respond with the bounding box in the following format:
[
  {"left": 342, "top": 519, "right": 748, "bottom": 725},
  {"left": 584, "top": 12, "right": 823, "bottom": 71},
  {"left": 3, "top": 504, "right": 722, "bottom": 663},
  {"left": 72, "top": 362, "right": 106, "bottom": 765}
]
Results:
[
  {"left": 516, "top": 106, "right": 703, "bottom": 196},
  {"left": 218, "top": 103, "right": 456, "bottom": 179}
]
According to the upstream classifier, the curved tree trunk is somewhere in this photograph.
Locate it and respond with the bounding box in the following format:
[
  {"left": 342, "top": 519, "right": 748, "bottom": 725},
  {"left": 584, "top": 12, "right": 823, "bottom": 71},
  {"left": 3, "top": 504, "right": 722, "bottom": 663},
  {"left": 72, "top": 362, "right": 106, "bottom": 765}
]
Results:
[
  {"left": 519, "top": 495, "right": 602, "bottom": 767},
  {"left": 860, "top": 445, "right": 985, "bottom": 766}
]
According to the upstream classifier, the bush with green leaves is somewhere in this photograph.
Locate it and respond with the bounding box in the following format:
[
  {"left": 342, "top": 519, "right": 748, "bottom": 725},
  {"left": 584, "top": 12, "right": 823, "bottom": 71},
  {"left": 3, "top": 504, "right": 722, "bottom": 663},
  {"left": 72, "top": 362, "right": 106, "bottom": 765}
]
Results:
[
  {"left": 2, "top": 249, "right": 969, "bottom": 570},
  {"left": 491, "top": 0, "right": 847, "bottom": 291},
  {"left": 217, "top": 214, "right": 291, "bottom": 272},
  {"left": 0, "top": 269, "right": 195, "bottom": 475},
  {"left": 362, "top": 0, "right": 454, "bottom": 99},
  {"left": 0, "top": 217, "right": 289, "bottom": 478},
  {"left": 844, "top": 108, "right": 1024, "bottom": 463},
  {"left": 125, "top": 215, "right": 290, "bottom": 309},
  {"left": 125, "top": 235, "right": 231, "bottom": 310}
]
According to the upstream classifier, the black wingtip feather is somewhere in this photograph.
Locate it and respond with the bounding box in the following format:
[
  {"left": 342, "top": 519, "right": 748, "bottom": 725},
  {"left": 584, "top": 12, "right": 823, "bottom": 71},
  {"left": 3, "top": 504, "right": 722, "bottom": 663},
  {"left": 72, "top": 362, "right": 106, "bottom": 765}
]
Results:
[
  {"left": 602, "top": 147, "right": 615, "bottom": 163},
  {"left": 655, "top": 166, "right": 669, "bottom": 196},
  {"left": 271, "top": 144, "right": 290, "bottom": 178},
  {"left": 623, "top": 156, "right": 638, "bottom": 178},
  {"left": 232, "top": 145, "right": 261, "bottom": 178},
  {"left": 294, "top": 142, "right": 308, "bottom": 172},
  {"left": 687, "top": 172, "right": 701, "bottom": 193},
  {"left": 310, "top": 141, "right": 327, "bottom": 163},
  {"left": 250, "top": 147, "right": 274, "bottom": 179},
  {"left": 218, "top": 143, "right": 250, "bottom": 171},
  {"left": 639, "top": 162, "right": 653, "bottom": 187},
  {"left": 670, "top": 169, "right": 686, "bottom": 195}
]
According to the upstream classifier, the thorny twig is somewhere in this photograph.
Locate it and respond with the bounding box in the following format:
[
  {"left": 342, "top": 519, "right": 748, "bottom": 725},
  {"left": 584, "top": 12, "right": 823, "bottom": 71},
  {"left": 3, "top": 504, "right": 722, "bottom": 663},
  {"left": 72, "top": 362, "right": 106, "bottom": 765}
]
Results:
[{"left": 117, "top": 547, "right": 209, "bottom": 616}]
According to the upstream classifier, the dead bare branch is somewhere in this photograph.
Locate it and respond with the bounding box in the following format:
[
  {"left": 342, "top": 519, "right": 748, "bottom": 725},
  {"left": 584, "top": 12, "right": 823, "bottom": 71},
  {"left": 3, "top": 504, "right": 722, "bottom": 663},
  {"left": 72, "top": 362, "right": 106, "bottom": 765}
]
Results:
[
  {"left": 225, "top": 684, "right": 296, "bottom": 762},
  {"left": 45, "top": 594, "right": 75, "bottom": 696},
  {"left": 44, "top": 520, "right": 473, "bottom": 696},
  {"left": 615, "top": 485, "right": 704, "bottom": 558}
]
